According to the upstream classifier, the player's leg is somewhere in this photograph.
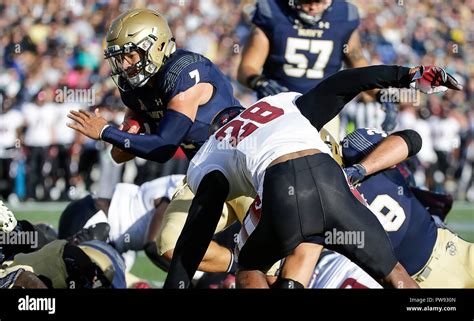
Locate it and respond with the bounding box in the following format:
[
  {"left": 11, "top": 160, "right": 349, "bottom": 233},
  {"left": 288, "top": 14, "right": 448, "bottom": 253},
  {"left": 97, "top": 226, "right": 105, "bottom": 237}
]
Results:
[
  {"left": 143, "top": 198, "right": 171, "bottom": 270},
  {"left": 157, "top": 180, "right": 241, "bottom": 272},
  {"left": 145, "top": 198, "right": 170, "bottom": 244},
  {"left": 306, "top": 153, "right": 418, "bottom": 288},
  {"left": 236, "top": 164, "right": 319, "bottom": 288},
  {"left": 279, "top": 242, "right": 323, "bottom": 287}
]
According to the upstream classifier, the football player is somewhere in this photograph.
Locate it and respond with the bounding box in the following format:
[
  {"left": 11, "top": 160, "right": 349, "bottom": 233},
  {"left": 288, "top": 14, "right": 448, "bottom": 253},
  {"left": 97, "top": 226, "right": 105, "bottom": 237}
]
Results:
[
  {"left": 164, "top": 64, "right": 461, "bottom": 289},
  {"left": 238, "top": 0, "right": 366, "bottom": 96},
  {"left": 263, "top": 127, "right": 421, "bottom": 289},
  {"left": 342, "top": 128, "right": 474, "bottom": 288},
  {"left": 68, "top": 8, "right": 241, "bottom": 163},
  {"left": 164, "top": 92, "right": 417, "bottom": 289},
  {"left": 238, "top": 0, "right": 379, "bottom": 136},
  {"left": 66, "top": 8, "right": 254, "bottom": 274},
  {"left": 238, "top": 0, "right": 374, "bottom": 138},
  {"left": 2, "top": 239, "right": 126, "bottom": 288},
  {"left": 58, "top": 175, "right": 184, "bottom": 271}
]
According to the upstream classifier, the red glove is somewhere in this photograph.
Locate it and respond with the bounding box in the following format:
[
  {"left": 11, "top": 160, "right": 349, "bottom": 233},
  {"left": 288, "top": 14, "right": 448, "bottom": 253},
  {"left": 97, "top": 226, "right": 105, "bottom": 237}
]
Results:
[{"left": 410, "top": 66, "right": 463, "bottom": 94}]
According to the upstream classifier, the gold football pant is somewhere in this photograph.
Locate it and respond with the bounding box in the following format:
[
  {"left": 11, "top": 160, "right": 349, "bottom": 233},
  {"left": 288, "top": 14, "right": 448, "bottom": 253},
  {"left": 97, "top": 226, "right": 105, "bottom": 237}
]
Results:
[
  {"left": 157, "top": 179, "right": 252, "bottom": 255},
  {"left": 412, "top": 228, "right": 474, "bottom": 288}
]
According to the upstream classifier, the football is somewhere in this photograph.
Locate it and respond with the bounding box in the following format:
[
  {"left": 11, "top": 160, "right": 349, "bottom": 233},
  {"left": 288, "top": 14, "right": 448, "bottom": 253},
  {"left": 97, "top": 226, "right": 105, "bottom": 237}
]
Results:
[{"left": 121, "top": 117, "right": 156, "bottom": 134}]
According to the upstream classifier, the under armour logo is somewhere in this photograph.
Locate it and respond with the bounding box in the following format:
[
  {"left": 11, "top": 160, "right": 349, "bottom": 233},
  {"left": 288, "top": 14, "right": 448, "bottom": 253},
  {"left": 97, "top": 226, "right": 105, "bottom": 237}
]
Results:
[{"left": 446, "top": 241, "right": 457, "bottom": 256}]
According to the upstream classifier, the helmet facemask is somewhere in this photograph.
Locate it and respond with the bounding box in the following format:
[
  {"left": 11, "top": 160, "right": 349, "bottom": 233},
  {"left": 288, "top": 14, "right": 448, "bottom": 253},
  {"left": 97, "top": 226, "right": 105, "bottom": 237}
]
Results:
[
  {"left": 289, "top": 0, "right": 332, "bottom": 26},
  {"left": 105, "top": 9, "right": 176, "bottom": 91},
  {"left": 105, "top": 36, "right": 162, "bottom": 91}
]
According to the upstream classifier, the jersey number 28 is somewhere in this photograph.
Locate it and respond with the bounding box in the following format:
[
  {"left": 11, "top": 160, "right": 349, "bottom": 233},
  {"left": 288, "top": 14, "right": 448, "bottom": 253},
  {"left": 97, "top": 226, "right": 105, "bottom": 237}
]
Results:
[{"left": 215, "top": 102, "right": 284, "bottom": 146}]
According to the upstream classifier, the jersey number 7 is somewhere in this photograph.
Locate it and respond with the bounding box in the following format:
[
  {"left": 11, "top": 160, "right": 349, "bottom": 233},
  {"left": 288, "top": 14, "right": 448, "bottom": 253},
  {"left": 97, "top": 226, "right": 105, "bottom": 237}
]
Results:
[{"left": 215, "top": 102, "right": 284, "bottom": 146}]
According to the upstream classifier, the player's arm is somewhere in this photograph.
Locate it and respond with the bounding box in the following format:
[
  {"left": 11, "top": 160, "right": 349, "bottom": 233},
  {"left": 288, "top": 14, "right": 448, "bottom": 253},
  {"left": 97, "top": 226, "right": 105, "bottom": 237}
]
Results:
[
  {"left": 237, "top": 26, "right": 269, "bottom": 87},
  {"left": 296, "top": 65, "right": 462, "bottom": 131},
  {"left": 344, "top": 30, "right": 368, "bottom": 69},
  {"left": 237, "top": 26, "right": 288, "bottom": 96},
  {"left": 345, "top": 130, "right": 422, "bottom": 184},
  {"left": 343, "top": 30, "right": 381, "bottom": 101},
  {"left": 163, "top": 170, "right": 229, "bottom": 289},
  {"left": 68, "top": 83, "right": 212, "bottom": 163}
]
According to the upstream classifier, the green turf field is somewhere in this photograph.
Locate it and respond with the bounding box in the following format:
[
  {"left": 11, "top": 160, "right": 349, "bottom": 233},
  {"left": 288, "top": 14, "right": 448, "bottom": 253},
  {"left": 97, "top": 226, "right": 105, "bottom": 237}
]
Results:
[{"left": 7, "top": 201, "right": 474, "bottom": 284}]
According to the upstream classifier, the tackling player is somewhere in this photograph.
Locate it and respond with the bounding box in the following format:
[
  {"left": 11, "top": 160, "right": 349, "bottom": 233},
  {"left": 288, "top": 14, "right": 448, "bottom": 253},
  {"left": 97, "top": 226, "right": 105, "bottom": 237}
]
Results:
[
  {"left": 164, "top": 92, "right": 416, "bottom": 289},
  {"left": 164, "top": 64, "right": 461, "bottom": 289}
]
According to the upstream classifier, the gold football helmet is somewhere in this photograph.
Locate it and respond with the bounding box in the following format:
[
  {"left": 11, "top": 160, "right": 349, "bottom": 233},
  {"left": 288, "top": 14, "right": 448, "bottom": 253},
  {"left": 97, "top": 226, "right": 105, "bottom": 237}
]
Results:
[
  {"left": 104, "top": 8, "right": 176, "bottom": 90},
  {"left": 320, "top": 128, "right": 343, "bottom": 166}
]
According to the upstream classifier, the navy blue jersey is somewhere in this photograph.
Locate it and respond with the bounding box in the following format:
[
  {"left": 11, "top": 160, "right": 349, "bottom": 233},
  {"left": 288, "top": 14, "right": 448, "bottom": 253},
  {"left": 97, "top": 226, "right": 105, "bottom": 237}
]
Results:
[
  {"left": 119, "top": 49, "right": 241, "bottom": 158},
  {"left": 252, "top": 0, "right": 359, "bottom": 95},
  {"left": 357, "top": 169, "right": 438, "bottom": 275}
]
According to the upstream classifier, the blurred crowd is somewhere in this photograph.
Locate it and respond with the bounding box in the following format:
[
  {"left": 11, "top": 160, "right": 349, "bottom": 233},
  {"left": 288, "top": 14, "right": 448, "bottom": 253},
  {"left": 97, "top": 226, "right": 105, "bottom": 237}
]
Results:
[{"left": 0, "top": 0, "right": 473, "bottom": 202}]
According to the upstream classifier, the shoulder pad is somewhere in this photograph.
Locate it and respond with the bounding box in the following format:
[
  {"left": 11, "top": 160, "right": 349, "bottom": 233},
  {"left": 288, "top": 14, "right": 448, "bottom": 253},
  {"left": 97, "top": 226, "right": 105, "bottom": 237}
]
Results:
[
  {"left": 256, "top": 0, "right": 273, "bottom": 19},
  {"left": 346, "top": 2, "right": 359, "bottom": 22},
  {"left": 163, "top": 53, "right": 206, "bottom": 94}
]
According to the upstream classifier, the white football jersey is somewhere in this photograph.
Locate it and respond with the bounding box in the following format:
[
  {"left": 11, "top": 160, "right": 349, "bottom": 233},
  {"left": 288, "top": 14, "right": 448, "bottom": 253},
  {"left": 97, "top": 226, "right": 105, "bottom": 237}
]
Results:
[
  {"left": 309, "top": 250, "right": 382, "bottom": 289},
  {"left": 187, "top": 92, "right": 331, "bottom": 200},
  {"left": 107, "top": 175, "right": 184, "bottom": 253},
  {"left": 84, "top": 175, "right": 184, "bottom": 265}
]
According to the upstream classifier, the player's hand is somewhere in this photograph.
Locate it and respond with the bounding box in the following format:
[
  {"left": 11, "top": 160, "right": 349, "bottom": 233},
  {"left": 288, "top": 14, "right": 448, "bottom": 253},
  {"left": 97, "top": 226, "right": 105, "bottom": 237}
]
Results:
[
  {"left": 0, "top": 200, "right": 17, "bottom": 233},
  {"left": 119, "top": 120, "right": 140, "bottom": 134},
  {"left": 67, "top": 109, "right": 109, "bottom": 140},
  {"left": 410, "top": 66, "right": 463, "bottom": 94},
  {"left": 344, "top": 164, "right": 367, "bottom": 185},
  {"left": 248, "top": 74, "right": 289, "bottom": 97}
]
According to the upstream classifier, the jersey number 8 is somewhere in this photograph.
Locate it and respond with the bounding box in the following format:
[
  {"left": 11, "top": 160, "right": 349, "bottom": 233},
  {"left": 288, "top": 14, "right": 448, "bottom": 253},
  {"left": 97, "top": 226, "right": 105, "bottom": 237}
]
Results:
[{"left": 368, "top": 194, "right": 407, "bottom": 232}]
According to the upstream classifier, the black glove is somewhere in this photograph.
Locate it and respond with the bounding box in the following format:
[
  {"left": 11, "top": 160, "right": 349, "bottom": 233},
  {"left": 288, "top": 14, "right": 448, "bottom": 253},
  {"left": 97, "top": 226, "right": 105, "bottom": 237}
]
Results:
[{"left": 248, "top": 74, "right": 289, "bottom": 97}]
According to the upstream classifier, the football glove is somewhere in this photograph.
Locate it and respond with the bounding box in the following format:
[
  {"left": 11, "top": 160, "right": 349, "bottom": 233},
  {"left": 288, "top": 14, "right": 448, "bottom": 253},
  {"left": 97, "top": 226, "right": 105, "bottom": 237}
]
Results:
[
  {"left": 248, "top": 74, "right": 289, "bottom": 97},
  {"left": 0, "top": 200, "right": 17, "bottom": 233},
  {"left": 410, "top": 66, "right": 463, "bottom": 94},
  {"left": 344, "top": 164, "right": 367, "bottom": 185},
  {"left": 381, "top": 101, "right": 398, "bottom": 132}
]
